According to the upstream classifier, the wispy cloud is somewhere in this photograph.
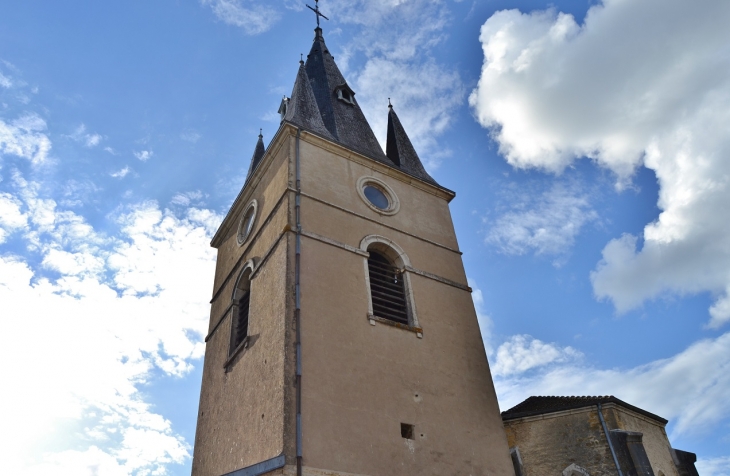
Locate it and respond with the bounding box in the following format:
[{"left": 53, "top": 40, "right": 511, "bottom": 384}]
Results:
[
  {"left": 470, "top": 0, "right": 730, "bottom": 326},
  {"left": 0, "top": 113, "right": 52, "bottom": 165},
  {"left": 697, "top": 456, "right": 730, "bottom": 476},
  {"left": 171, "top": 190, "right": 205, "bottom": 207},
  {"left": 68, "top": 124, "right": 102, "bottom": 148},
  {"left": 469, "top": 279, "right": 494, "bottom": 355},
  {"left": 60, "top": 179, "right": 102, "bottom": 208},
  {"left": 111, "top": 166, "right": 131, "bottom": 178},
  {"left": 486, "top": 182, "right": 597, "bottom": 260},
  {"left": 180, "top": 130, "right": 201, "bottom": 143},
  {"left": 200, "top": 0, "right": 281, "bottom": 34},
  {"left": 0, "top": 72, "right": 12, "bottom": 88},
  {"left": 134, "top": 150, "right": 153, "bottom": 161}
]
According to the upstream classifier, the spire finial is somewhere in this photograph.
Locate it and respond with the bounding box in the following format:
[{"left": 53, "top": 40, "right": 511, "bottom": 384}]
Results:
[
  {"left": 300, "top": 53, "right": 304, "bottom": 65},
  {"left": 388, "top": 98, "right": 392, "bottom": 108},
  {"left": 306, "top": 0, "right": 329, "bottom": 28},
  {"left": 259, "top": 128, "right": 263, "bottom": 138}
]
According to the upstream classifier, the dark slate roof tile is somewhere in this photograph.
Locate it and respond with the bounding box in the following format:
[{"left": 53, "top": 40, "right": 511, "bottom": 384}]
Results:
[
  {"left": 245, "top": 130, "right": 266, "bottom": 182},
  {"left": 386, "top": 105, "right": 437, "bottom": 185},
  {"left": 283, "top": 62, "right": 336, "bottom": 141}
]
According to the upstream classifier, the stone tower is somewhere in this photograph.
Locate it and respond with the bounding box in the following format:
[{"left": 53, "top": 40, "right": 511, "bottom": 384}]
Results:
[{"left": 191, "top": 25, "right": 516, "bottom": 476}]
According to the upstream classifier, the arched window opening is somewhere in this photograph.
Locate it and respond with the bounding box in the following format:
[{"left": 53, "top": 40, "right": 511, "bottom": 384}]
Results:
[
  {"left": 230, "top": 268, "right": 252, "bottom": 355},
  {"left": 367, "top": 249, "right": 408, "bottom": 325}
]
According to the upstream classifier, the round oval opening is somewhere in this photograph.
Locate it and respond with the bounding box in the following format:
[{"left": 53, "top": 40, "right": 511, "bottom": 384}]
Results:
[
  {"left": 237, "top": 201, "right": 258, "bottom": 246},
  {"left": 363, "top": 185, "right": 390, "bottom": 210}
]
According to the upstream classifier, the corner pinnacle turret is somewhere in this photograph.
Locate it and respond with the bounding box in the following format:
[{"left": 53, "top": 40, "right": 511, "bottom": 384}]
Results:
[{"left": 245, "top": 129, "right": 266, "bottom": 182}]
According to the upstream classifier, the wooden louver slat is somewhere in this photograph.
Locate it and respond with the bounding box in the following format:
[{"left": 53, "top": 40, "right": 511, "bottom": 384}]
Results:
[{"left": 368, "top": 251, "right": 408, "bottom": 325}]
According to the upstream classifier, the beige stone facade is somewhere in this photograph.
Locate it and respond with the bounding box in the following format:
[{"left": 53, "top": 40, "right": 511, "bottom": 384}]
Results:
[{"left": 191, "top": 124, "right": 516, "bottom": 476}]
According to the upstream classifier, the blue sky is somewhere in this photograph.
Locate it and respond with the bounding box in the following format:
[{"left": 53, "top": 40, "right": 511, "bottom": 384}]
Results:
[{"left": 1, "top": 1, "right": 729, "bottom": 475}]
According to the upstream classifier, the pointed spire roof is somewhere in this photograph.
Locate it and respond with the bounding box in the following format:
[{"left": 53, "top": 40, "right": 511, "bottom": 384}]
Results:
[
  {"left": 386, "top": 104, "right": 437, "bottom": 185},
  {"left": 245, "top": 130, "right": 267, "bottom": 182},
  {"left": 283, "top": 60, "right": 335, "bottom": 141},
  {"left": 303, "top": 28, "right": 390, "bottom": 165},
  {"left": 278, "top": 27, "right": 442, "bottom": 188}
]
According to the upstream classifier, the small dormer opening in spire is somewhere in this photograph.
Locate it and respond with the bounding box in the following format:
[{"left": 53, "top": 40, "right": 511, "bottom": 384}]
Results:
[
  {"left": 335, "top": 83, "right": 356, "bottom": 105},
  {"left": 278, "top": 96, "right": 290, "bottom": 122}
]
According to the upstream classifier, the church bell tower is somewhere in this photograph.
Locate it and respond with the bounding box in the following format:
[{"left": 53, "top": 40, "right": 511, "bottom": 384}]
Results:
[{"left": 192, "top": 11, "right": 516, "bottom": 476}]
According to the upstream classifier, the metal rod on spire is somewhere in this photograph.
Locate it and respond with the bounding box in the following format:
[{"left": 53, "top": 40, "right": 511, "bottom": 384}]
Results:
[{"left": 306, "top": 0, "right": 329, "bottom": 27}]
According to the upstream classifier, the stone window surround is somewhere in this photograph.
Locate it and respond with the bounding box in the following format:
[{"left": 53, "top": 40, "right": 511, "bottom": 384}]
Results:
[
  {"left": 360, "top": 234, "right": 421, "bottom": 337},
  {"left": 356, "top": 176, "right": 400, "bottom": 216},
  {"left": 237, "top": 199, "right": 258, "bottom": 246}
]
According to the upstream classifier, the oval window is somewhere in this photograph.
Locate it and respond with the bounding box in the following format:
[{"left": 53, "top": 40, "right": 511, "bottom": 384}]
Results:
[
  {"left": 237, "top": 200, "right": 258, "bottom": 246},
  {"left": 363, "top": 185, "right": 390, "bottom": 210},
  {"left": 357, "top": 177, "right": 400, "bottom": 215}
]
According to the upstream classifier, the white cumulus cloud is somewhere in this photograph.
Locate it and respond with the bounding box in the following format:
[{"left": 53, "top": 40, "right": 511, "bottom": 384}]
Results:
[
  {"left": 494, "top": 332, "right": 730, "bottom": 438},
  {"left": 0, "top": 175, "right": 223, "bottom": 475},
  {"left": 491, "top": 334, "right": 581, "bottom": 377},
  {"left": 0, "top": 192, "right": 27, "bottom": 243},
  {"left": 469, "top": 0, "right": 730, "bottom": 327}
]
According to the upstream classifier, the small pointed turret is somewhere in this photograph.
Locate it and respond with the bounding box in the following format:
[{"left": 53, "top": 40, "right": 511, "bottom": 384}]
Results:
[
  {"left": 245, "top": 129, "right": 267, "bottom": 181},
  {"left": 282, "top": 61, "right": 335, "bottom": 141},
  {"left": 386, "top": 103, "right": 437, "bottom": 185}
]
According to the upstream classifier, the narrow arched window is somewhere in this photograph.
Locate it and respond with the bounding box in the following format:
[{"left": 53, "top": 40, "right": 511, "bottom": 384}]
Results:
[
  {"left": 230, "top": 268, "right": 252, "bottom": 355},
  {"left": 367, "top": 249, "right": 408, "bottom": 325}
]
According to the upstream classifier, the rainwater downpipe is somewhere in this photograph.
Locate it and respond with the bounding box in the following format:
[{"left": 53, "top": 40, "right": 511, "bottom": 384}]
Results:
[
  {"left": 294, "top": 128, "right": 303, "bottom": 476},
  {"left": 598, "top": 403, "right": 623, "bottom": 476}
]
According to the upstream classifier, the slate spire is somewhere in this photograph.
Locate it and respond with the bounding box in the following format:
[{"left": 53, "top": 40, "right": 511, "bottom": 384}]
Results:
[
  {"left": 245, "top": 129, "right": 267, "bottom": 181},
  {"left": 386, "top": 103, "right": 436, "bottom": 185},
  {"left": 279, "top": 27, "right": 440, "bottom": 187},
  {"left": 303, "top": 27, "right": 389, "bottom": 164}
]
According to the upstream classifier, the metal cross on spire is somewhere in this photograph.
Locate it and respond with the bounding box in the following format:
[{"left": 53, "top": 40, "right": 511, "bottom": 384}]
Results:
[{"left": 306, "top": 0, "right": 329, "bottom": 27}]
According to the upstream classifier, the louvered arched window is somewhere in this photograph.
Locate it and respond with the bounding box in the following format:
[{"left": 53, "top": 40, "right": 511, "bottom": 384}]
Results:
[
  {"left": 230, "top": 268, "right": 252, "bottom": 355},
  {"left": 367, "top": 249, "right": 409, "bottom": 325}
]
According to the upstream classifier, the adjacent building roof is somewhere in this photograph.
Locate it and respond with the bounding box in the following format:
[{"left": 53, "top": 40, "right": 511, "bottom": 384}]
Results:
[
  {"left": 502, "top": 396, "right": 668, "bottom": 424},
  {"left": 245, "top": 130, "right": 267, "bottom": 182}
]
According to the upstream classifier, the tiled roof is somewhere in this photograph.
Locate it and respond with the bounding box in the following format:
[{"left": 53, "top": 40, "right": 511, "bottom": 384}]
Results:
[{"left": 501, "top": 396, "right": 668, "bottom": 424}]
